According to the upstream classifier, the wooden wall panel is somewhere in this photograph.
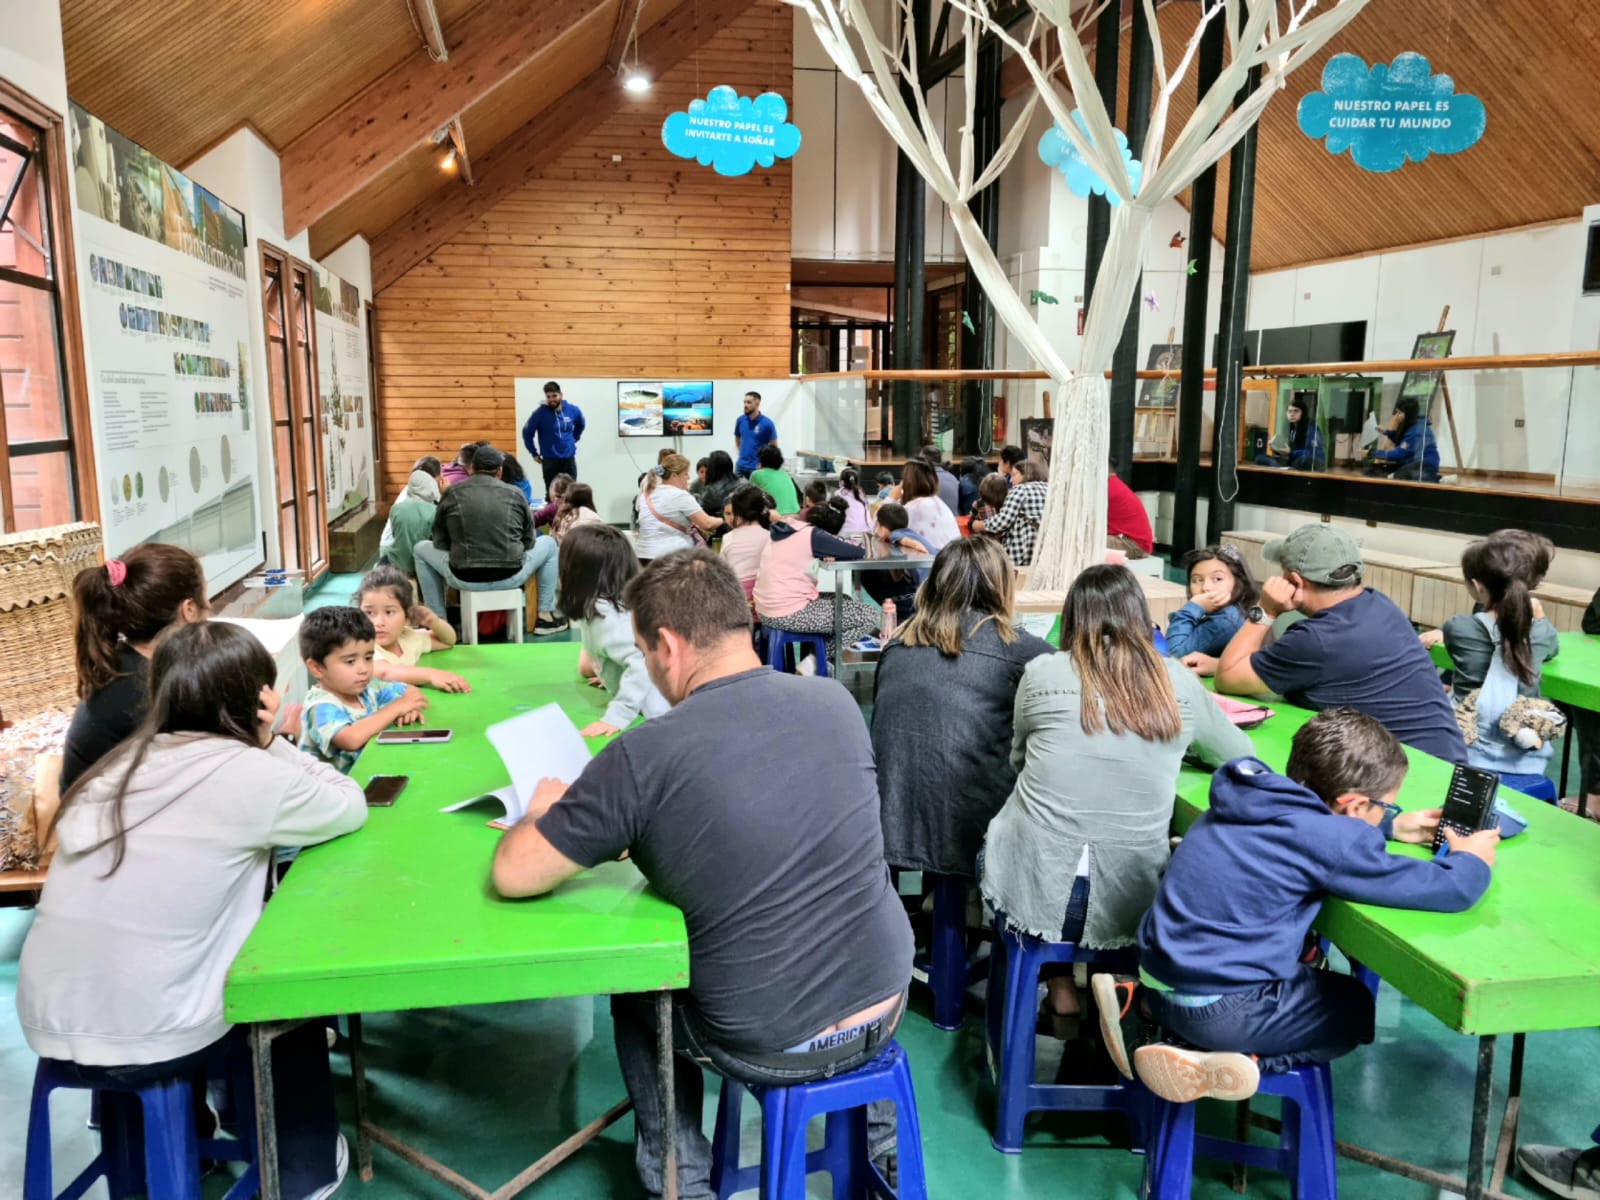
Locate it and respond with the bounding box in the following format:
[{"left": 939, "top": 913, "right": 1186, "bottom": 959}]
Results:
[{"left": 374, "top": 2, "right": 791, "bottom": 500}]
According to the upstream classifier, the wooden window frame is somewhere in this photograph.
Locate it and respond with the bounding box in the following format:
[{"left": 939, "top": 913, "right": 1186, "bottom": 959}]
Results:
[
  {"left": 259, "top": 240, "right": 329, "bottom": 582},
  {"left": 0, "top": 78, "right": 96, "bottom": 532}
]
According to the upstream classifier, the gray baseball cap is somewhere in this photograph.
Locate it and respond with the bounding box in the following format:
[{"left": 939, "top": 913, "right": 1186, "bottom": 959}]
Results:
[{"left": 1262, "top": 524, "right": 1364, "bottom": 586}]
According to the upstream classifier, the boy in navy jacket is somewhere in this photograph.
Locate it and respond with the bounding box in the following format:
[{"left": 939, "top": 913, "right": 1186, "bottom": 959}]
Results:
[{"left": 1094, "top": 707, "right": 1498, "bottom": 1103}]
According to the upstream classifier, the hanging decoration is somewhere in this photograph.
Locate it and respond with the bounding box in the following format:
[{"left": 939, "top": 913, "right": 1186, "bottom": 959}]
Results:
[
  {"left": 1038, "top": 110, "right": 1142, "bottom": 205},
  {"left": 661, "top": 85, "right": 801, "bottom": 176},
  {"left": 1298, "top": 52, "right": 1486, "bottom": 173}
]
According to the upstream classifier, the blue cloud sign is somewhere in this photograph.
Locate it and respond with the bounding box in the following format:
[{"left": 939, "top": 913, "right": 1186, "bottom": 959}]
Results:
[
  {"left": 1297, "top": 52, "right": 1486, "bottom": 173},
  {"left": 1038, "top": 110, "right": 1141, "bottom": 205},
  {"left": 661, "top": 85, "right": 800, "bottom": 177}
]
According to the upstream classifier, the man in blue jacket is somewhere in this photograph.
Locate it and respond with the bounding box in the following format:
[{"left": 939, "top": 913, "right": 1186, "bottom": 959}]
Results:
[
  {"left": 521, "top": 381, "right": 585, "bottom": 490},
  {"left": 1093, "top": 708, "right": 1497, "bottom": 1103}
]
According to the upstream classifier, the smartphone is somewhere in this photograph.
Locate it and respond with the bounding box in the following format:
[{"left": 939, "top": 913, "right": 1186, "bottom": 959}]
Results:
[
  {"left": 1432, "top": 763, "right": 1500, "bottom": 852},
  {"left": 375, "top": 728, "right": 453, "bottom": 745},
  {"left": 364, "top": 774, "right": 409, "bottom": 807}
]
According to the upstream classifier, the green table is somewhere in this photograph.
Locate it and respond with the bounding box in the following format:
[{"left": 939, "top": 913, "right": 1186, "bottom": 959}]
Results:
[
  {"left": 224, "top": 644, "right": 689, "bottom": 1200},
  {"left": 1180, "top": 688, "right": 1600, "bottom": 1199}
]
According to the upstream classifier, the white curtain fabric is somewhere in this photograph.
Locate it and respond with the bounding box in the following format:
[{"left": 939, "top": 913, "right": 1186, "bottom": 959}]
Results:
[{"left": 791, "top": 0, "right": 1369, "bottom": 588}]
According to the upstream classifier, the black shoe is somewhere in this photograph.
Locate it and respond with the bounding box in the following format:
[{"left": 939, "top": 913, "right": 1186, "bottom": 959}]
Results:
[
  {"left": 1091, "top": 973, "right": 1152, "bottom": 1081},
  {"left": 532, "top": 615, "right": 569, "bottom": 637}
]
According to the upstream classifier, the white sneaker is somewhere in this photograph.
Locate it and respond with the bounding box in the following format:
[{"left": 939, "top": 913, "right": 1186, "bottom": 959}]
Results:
[
  {"left": 1134, "top": 1043, "right": 1260, "bottom": 1103},
  {"left": 299, "top": 1133, "right": 349, "bottom": 1200}
]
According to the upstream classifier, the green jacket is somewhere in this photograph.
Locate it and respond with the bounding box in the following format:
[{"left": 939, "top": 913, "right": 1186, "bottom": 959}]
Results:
[
  {"left": 386, "top": 501, "right": 435, "bottom": 575},
  {"left": 431, "top": 475, "right": 533, "bottom": 572}
]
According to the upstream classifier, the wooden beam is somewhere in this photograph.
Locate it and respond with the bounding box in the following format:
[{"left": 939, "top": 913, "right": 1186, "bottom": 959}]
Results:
[
  {"left": 278, "top": 0, "right": 610, "bottom": 238},
  {"left": 606, "top": 0, "right": 646, "bottom": 72},
  {"left": 407, "top": 0, "right": 450, "bottom": 61},
  {"left": 371, "top": 0, "right": 758, "bottom": 292}
]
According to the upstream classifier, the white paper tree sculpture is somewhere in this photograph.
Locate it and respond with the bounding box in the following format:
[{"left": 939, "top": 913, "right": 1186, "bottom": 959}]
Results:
[{"left": 789, "top": 0, "right": 1369, "bottom": 588}]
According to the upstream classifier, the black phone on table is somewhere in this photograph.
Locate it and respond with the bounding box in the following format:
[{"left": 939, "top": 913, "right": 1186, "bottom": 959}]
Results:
[
  {"left": 364, "top": 775, "right": 409, "bottom": 807},
  {"left": 376, "top": 728, "right": 453, "bottom": 745},
  {"left": 1431, "top": 763, "right": 1500, "bottom": 852}
]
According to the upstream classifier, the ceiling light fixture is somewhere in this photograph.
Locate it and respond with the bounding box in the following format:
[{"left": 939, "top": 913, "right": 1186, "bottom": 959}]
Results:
[
  {"left": 619, "top": 0, "right": 650, "bottom": 94},
  {"left": 623, "top": 69, "right": 652, "bottom": 94},
  {"left": 440, "top": 146, "right": 457, "bottom": 171}
]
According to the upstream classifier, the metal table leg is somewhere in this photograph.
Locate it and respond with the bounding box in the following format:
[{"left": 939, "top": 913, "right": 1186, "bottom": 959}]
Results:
[
  {"left": 832, "top": 571, "right": 844, "bottom": 676},
  {"left": 250, "top": 1021, "right": 294, "bottom": 1200},
  {"left": 1490, "top": 1033, "right": 1526, "bottom": 1193},
  {"left": 658, "top": 991, "right": 678, "bottom": 1200},
  {"left": 1466, "top": 1035, "right": 1497, "bottom": 1200},
  {"left": 349, "top": 1013, "right": 375, "bottom": 1182}
]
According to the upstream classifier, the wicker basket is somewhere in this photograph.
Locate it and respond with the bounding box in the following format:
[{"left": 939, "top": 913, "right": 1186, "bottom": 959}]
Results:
[{"left": 0, "top": 522, "right": 103, "bottom": 719}]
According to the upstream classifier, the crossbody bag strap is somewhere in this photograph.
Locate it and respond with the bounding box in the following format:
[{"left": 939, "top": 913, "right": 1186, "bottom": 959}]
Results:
[{"left": 644, "top": 489, "right": 703, "bottom": 542}]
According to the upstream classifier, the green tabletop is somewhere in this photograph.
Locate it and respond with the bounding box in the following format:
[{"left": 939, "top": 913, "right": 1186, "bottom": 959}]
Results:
[
  {"left": 224, "top": 644, "right": 689, "bottom": 1024},
  {"left": 1429, "top": 630, "right": 1600, "bottom": 712},
  {"left": 1176, "top": 691, "right": 1600, "bottom": 1036}
]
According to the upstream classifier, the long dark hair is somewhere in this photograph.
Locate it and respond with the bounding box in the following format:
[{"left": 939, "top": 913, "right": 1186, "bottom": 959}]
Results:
[
  {"left": 704, "top": 450, "right": 736, "bottom": 487},
  {"left": 896, "top": 538, "right": 1018, "bottom": 655},
  {"left": 1461, "top": 530, "right": 1553, "bottom": 686},
  {"left": 56, "top": 621, "right": 276, "bottom": 876},
  {"left": 900, "top": 460, "right": 939, "bottom": 503},
  {"left": 1394, "top": 396, "right": 1422, "bottom": 433},
  {"left": 558, "top": 524, "right": 641, "bottom": 622},
  {"left": 727, "top": 484, "right": 771, "bottom": 529},
  {"left": 1287, "top": 401, "right": 1311, "bottom": 452},
  {"left": 1060, "top": 565, "right": 1181, "bottom": 740},
  {"left": 839, "top": 467, "right": 867, "bottom": 507},
  {"left": 73, "top": 543, "right": 206, "bottom": 699},
  {"left": 1181, "top": 545, "right": 1258, "bottom": 614}
]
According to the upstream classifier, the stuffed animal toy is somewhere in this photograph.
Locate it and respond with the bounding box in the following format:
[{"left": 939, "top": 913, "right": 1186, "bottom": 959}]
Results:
[{"left": 1455, "top": 690, "right": 1567, "bottom": 750}]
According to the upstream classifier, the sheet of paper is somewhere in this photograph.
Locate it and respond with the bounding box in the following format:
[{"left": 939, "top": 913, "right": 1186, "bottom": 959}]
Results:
[{"left": 439, "top": 703, "right": 590, "bottom": 825}]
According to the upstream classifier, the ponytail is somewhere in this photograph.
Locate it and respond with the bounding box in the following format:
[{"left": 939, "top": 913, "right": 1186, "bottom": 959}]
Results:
[
  {"left": 72, "top": 543, "right": 206, "bottom": 699},
  {"left": 1461, "top": 530, "right": 1552, "bottom": 688},
  {"left": 1496, "top": 578, "right": 1536, "bottom": 686}
]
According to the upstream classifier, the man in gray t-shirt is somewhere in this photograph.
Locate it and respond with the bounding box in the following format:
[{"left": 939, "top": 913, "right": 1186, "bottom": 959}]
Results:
[{"left": 492, "top": 550, "right": 912, "bottom": 1198}]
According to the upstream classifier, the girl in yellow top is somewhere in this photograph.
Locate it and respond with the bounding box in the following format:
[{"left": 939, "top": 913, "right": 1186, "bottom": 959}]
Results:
[{"left": 356, "top": 565, "right": 470, "bottom": 692}]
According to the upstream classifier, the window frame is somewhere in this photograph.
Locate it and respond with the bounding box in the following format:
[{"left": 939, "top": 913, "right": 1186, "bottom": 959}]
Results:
[{"left": 0, "top": 78, "right": 95, "bottom": 533}]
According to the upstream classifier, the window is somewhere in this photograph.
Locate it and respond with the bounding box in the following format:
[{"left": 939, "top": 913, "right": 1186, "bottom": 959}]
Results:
[
  {"left": 0, "top": 86, "right": 92, "bottom": 532},
  {"left": 261, "top": 242, "right": 328, "bottom": 580}
]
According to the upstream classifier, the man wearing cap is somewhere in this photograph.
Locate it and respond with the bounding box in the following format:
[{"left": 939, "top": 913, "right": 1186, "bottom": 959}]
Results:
[
  {"left": 1186, "top": 523, "right": 1466, "bottom": 763},
  {"left": 521, "top": 381, "right": 585, "bottom": 491},
  {"left": 412, "top": 444, "right": 568, "bottom": 636}
]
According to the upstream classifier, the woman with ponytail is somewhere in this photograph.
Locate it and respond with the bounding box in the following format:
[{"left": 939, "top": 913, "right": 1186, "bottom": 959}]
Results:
[
  {"left": 62, "top": 543, "right": 208, "bottom": 790},
  {"left": 1422, "top": 530, "right": 1560, "bottom": 794}
]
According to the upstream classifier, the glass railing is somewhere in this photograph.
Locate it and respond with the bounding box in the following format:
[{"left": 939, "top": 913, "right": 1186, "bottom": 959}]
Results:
[{"left": 789, "top": 353, "right": 1600, "bottom": 504}]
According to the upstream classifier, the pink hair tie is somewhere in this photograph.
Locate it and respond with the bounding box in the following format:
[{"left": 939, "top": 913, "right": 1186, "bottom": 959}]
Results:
[{"left": 105, "top": 559, "right": 127, "bottom": 587}]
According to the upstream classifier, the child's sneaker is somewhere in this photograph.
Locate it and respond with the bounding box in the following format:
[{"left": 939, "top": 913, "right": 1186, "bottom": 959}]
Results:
[
  {"left": 1134, "top": 1043, "right": 1260, "bottom": 1103},
  {"left": 1091, "top": 973, "right": 1150, "bottom": 1080}
]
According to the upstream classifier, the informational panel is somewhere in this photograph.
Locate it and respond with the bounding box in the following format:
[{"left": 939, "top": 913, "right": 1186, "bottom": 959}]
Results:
[
  {"left": 311, "top": 264, "right": 370, "bottom": 521},
  {"left": 70, "top": 102, "right": 259, "bottom": 592}
]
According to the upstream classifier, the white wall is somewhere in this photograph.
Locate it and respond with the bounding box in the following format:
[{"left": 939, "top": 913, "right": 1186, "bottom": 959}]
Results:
[
  {"left": 0, "top": 0, "right": 68, "bottom": 116},
  {"left": 1247, "top": 221, "right": 1588, "bottom": 476},
  {"left": 510, "top": 379, "right": 807, "bottom": 525}
]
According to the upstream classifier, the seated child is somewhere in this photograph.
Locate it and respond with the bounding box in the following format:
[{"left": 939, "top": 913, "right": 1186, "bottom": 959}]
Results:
[
  {"left": 1164, "top": 545, "right": 1258, "bottom": 659},
  {"left": 797, "top": 478, "right": 829, "bottom": 523},
  {"left": 876, "top": 471, "right": 897, "bottom": 500},
  {"left": 556, "top": 523, "right": 670, "bottom": 738},
  {"left": 875, "top": 501, "right": 930, "bottom": 556},
  {"left": 17, "top": 621, "right": 365, "bottom": 1200},
  {"left": 968, "top": 471, "right": 1008, "bottom": 532},
  {"left": 356, "top": 566, "right": 469, "bottom": 693},
  {"left": 720, "top": 483, "right": 773, "bottom": 589},
  {"left": 1094, "top": 707, "right": 1497, "bottom": 1104},
  {"left": 299, "top": 606, "right": 429, "bottom": 773},
  {"left": 857, "top": 502, "right": 928, "bottom": 615}
]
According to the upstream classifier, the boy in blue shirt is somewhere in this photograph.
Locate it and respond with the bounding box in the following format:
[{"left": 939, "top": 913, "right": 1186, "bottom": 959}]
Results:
[
  {"left": 299, "top": 607, "right": 429, "bottom": 773},
  {"left": 521, "top": 380, "right": 585, "bottom": 491},
  {"left": 1093, "top": 708, "right": 1498, "bottom": 1103}
]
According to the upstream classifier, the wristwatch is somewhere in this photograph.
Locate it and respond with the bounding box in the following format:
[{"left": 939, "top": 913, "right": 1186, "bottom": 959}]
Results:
[{"left": 1246, "top": 605, "right": 1273, "bottom": 626}]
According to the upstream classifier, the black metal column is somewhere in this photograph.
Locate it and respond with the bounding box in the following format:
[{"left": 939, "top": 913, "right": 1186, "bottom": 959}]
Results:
[
  {"left": 959, "top": 36, "right": 1002, "bottom": 455},
  {"left": 1108, "top": 0, "right": 1153, "bottom": 483},
  {"left": 1172, "top": 15, "right": 1226, "bottom": 557},
  {"left": 1082, "top": 0, "right": 1120, "bottom": 308},
  {"left": 1206, "top": 27, "right": 1262, "bottom": 544},
  {"left": 890, "top": 2, "right": 930, "bottom": 458}
]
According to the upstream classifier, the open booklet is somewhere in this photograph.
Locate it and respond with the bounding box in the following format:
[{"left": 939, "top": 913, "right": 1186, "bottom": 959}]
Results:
[{"left": 438, "top": 703, "right": 592, "bottom": 830}]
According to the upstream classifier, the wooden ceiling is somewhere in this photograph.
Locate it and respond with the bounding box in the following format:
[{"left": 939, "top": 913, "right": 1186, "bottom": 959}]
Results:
[{"left": 1121, "top": 0, "right": 1600, "bottom": 270}]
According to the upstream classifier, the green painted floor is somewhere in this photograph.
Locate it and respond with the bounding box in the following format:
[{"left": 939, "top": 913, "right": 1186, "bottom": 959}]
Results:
[{"left": 2, "top": 899, "right": 1594, "bottom": 1198}]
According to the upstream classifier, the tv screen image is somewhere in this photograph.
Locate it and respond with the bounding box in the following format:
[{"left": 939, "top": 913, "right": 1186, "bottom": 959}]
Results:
[
  {"left": 663, "top": 381, "right": 714, "bottom": 436},
  {"left": 618, "top": 382, "right": 664, "bottom": 436}
]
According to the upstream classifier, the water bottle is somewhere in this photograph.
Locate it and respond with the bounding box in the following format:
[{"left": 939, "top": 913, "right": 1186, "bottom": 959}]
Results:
[{"left": 881, "top": 598, "right": 897, "bottom": 642}]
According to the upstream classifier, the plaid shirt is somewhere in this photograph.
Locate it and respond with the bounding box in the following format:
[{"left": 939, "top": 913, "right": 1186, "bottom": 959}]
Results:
[{"left": 985, "top": 481, "right": 1048, "bottom": 566}]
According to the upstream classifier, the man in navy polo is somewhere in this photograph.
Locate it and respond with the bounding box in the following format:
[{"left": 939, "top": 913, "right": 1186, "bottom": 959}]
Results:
[
  {"left": 733, "top": 390, "right": 777, "bottom": 477},
  {"left": 521, "top": 380, "right": 586, "bottom": 490}
]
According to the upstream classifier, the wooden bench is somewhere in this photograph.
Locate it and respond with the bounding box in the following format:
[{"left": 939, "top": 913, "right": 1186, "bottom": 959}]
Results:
[
  {"left": 1015, "top": 575, "right": 1188, "bottom": 628},
  {"left": 1220, "top": 529, "right": 1274, "bottom": 583},
  {"left": 1409, "top": 565, "right": 1469, "bottom": 628},
  {"left": 1534, "top": 581, "right": 1594, "bottom": 632},
  {"left": 328, "top": 507, "right": 382, "bottom": 575},
  {"left": 1357, "top": 549, "right": 1455, "bottom": 619}
]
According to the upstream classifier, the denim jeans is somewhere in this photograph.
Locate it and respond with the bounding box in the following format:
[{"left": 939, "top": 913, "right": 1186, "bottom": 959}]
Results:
[
  {"left": 411, "top": 538, "right": 558, "bottom": 619},
  {"left": 45, "top": 1023, "right": 338, "bottom": 1198},
  {"left": 609, "top": 991, "right": 905, "bottom": 1200},
  {"left": 1144, "top": 964, "right": 1375, "bottom": 1076}
]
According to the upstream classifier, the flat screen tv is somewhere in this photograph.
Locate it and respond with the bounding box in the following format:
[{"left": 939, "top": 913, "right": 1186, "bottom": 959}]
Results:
[{"left": 617, "top": 380, "right": 714, "bottom": 437}]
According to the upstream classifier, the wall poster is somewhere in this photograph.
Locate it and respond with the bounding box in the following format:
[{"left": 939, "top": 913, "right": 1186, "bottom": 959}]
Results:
[
  {"left": 311, "top": 265, "right": 371, "bottom": 521},
  {"left": 69, "top": 102, "right": 259, "bottom": 592}
]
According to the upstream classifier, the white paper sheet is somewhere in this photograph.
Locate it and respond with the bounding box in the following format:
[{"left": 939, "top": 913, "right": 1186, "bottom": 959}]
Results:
[{"left": 439, "top": 703, "right": 591, "bottom": 826}]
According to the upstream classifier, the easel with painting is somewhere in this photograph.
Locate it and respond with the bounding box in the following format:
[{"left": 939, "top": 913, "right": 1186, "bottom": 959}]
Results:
[{"left": 1391, "top": 307, "right": 1465, "bottom": 477}]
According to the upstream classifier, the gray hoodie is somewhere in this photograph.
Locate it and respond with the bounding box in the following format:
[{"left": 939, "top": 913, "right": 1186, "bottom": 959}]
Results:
[{"left": 17, "top": 734, "right": 365, "bottom": 1066}]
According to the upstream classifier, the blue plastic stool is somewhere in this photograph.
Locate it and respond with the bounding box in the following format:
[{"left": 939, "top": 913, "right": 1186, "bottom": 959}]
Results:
[
  {"left": 1502, "top": 772, "right": 1558, "bottom": 804},
  {"left": 708, "top": 1041, "right": 927, "bottom": 1200},
  {"left": 766, "top": 629, "right": 829, "bottom": 677},
  {"left": 1141, "top": 1063, "right": 1336, "bottom": 1200},
  {"left": 985, "top": 922, "right": 1142, "bottom": 1153},
  {"left": 25, "top": 1059, "right": 258, "bottom": 1200},
  {"left": 912, "top": 874, "right": 986, "bottom": 1031}
]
